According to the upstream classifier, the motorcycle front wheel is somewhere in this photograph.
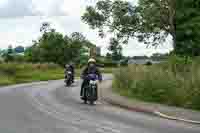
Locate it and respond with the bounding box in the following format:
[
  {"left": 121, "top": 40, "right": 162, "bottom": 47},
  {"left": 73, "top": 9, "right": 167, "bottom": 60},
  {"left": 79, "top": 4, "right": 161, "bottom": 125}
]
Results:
[{"left": 89, "top": 100, "right": 94, "bottom": 105}]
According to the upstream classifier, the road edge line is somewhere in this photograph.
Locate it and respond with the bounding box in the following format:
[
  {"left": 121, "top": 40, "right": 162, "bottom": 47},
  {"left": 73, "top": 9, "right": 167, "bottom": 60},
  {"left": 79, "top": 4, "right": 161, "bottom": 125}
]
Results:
[
  {"left": 154, "top": 111, "right": 200, "bottom": 124},
  {"left": 103, "top": 96, "right": 200, "bottom": 125}
]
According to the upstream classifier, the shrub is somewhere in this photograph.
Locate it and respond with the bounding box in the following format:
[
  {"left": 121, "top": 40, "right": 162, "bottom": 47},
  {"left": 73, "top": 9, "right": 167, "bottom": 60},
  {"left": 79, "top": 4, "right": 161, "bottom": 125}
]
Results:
[
  {"left": 145, "top": 61, "right": 152, "bottom": 66},
  {"left": 14, "top": 55, "right": 25, "bottom": 63}
]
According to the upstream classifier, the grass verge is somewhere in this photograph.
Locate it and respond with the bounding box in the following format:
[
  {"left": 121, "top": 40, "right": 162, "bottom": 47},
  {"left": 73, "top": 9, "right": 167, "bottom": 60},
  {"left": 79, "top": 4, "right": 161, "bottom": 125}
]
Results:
[
  {"left": 0, "top": 63, "right": 64, "bottom": 86},
  {"left": 113, "top": 57, "right": 200, "bottom": 111}
]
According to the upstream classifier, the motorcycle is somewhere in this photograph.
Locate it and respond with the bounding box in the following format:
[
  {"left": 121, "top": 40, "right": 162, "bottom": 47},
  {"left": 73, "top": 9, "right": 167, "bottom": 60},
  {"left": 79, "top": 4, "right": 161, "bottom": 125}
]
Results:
[
  {"left": 83, "top": 74, "right": 98, "bottom": 105},
  {"left": 65, "top": 71, "right": 73, "bottom": 86}
]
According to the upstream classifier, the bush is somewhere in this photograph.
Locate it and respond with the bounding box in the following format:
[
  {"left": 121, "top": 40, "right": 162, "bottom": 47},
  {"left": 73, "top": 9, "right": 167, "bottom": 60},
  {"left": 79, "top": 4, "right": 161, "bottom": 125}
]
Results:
[
  {"left": 14, "top": 55, "right": 25, "bottom": 63},
  {"left": 145, "top": 61, "right": 152, "bottom": 66},
  {"left": 114, "top": 56, "right": 200, "bottom": 110},
  {"left": 0, "top": 57, "right": 3, "bottom": 64}
]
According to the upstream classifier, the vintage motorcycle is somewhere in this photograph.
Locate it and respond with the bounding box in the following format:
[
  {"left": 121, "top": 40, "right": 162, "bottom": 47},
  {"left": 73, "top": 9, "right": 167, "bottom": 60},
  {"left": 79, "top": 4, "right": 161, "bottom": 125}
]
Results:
[
  {"left": 64, "top": 71, "right": 73, "bottom": 86},
  {"left": 83, "top": 74, "right": 98, "bottom": 105}
]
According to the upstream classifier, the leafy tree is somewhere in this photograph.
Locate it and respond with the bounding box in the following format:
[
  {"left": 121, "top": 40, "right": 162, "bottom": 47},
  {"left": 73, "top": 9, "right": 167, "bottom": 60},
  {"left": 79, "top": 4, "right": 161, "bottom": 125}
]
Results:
[
  {"left": 132, "top": 56, "right": 149, "bottom": 60},
  {"left": 25, "top": 44, "right": 42, "bottom": 62},
  {"left": 3, "top": 45, "right": 14, "bottom": 62},
  {"left": 0, "top": 49, "right": 2, "bottom": 56},
  {"left": 25, "top": 22, "right": 68, "bottom": 65},
  {"left": 82, "top": 0, "right": 175, "bottom": 45},
  {"left": 176, "top": 0, "right": 200, "bottom": 56},
  {"left": 137, "top": 0, "right": 175, "bottom": 46},
  {"left": 83, "top": 0, "right": 200, "bottom": 57},
  {"left": 25, "top": 22, "right": 95, "bottom": 66},
  {"left": 82, "top": 0, "right": 175, "bottom": 50},
  {"left": 68, "top": 32, "right": 96, "bottom": 65},
  {"left": 40, "top": 31, "right": 66, "bottom": 64},
  {"left": 106, "top": 53, "right": 112, "bottom": 59},
  {"left": 108, "top": 38, "right": 122, "bottom": 61},
  {"left": 40, "top": 22, "right": 55, "bottom": 33},
  {"left": 71, "top": 32, "right": 86, "bottom": 42},
  {"left": 7, "top": 45, "right": 13, "bottom": 54}
]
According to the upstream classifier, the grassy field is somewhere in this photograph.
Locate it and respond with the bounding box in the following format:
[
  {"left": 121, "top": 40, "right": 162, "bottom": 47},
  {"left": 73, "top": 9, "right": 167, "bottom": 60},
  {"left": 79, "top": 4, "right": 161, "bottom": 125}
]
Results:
[
  {"left": 113, "top": 57, "right": 200, "bottom": 111},
  {"left": 0, "top": 63, "right": 115, "bottom": 86},
  {"left": 0, "top": 63, "right": 64, "bottom": 86}
]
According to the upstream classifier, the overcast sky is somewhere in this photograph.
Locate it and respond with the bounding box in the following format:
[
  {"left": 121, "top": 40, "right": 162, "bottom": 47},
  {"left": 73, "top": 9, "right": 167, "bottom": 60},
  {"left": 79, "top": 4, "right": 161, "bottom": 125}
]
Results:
[{"left": 0, "top": 0, "right": 173, "bottom": 56}]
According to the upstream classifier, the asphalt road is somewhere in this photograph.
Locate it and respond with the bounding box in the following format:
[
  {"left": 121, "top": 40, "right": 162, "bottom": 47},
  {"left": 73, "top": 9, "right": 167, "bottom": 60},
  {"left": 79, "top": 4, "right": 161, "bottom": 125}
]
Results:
[{"left": 0, "top": 78, "right": 199, "bottom": 133}]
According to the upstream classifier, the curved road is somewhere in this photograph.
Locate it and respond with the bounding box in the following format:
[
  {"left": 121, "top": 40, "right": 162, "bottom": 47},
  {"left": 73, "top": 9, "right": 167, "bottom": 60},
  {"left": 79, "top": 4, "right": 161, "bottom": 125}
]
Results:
[{"left": 0, "top": 78, "right": 199, "bottom": 133}]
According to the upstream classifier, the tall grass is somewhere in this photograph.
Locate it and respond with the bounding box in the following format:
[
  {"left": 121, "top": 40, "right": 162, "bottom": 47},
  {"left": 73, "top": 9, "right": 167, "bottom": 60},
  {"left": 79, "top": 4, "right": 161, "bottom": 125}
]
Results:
[{"left": 114, "top": 56, "right": 200, "bottom": 110}]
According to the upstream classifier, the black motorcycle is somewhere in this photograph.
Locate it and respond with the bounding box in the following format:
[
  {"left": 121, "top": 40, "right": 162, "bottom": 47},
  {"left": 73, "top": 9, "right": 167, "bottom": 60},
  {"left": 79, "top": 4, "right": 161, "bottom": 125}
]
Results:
[
  {"left": 65, "top": 71, "right": 73, "bottom": 86},
  {"left": 83, "top": 74, "right": 98, "bottom": 105}
]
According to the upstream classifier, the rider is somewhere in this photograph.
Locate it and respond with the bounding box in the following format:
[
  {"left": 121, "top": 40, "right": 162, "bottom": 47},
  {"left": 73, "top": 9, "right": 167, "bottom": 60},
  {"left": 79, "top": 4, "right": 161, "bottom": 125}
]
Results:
[
  {"left": 80, "top": 58, "right": 102, "bottom": 100},
  {"left": 65, "top": 62, "right": 75, "bottom": 83}
]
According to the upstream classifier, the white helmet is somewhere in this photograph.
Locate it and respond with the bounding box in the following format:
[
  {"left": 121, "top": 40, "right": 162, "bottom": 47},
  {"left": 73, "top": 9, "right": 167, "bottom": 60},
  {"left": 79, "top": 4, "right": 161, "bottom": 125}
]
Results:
[{"left": 88, "top": 58, "right": 96, "bottom": 63}]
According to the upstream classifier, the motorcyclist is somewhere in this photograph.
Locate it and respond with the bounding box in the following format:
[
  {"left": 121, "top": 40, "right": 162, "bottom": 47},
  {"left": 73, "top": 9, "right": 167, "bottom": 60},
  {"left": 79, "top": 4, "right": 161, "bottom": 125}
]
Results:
[
  {"left": 64, "top": 62, "right": 75, "bottom": 83},
  {"left": 80, "top": 58, "right": 102, "bottom": 101}
]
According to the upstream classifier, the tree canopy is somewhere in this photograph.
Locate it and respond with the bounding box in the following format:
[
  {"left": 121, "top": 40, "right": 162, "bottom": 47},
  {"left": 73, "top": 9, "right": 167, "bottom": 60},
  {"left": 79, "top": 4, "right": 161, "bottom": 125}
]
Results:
[
  {"left": 25, "top": 22, "right": 95, "bottom": 66},
  {"left": 176, "top": 0, "right": 200, "bottom": 56},
  {"left": 82, "top": 0, "right": 175, "bottom": 46},
  {"left": 82, "top": 0, "right": 200, "bottom": 56},
  {"left": 108, "top": 37, "right": 122, "bottom": 61}
]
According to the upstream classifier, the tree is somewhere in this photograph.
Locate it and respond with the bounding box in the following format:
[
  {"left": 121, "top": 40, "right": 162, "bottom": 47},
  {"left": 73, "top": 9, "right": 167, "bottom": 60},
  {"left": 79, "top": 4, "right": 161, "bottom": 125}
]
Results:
[
  {"left": 25, "top": 22, "right": 95, "bottom": 66},
  {"left": 82, "top": 0, "right": 175, "bottom": 51},
  {"left": 0, "top": 49, "right": 2, "bottom": 56},
  {"left": 70, "top": 32, "right": 86, "bottom": 42},
  {"left": 3, "top": 45, "right": 14, "bottom": 62},
  {"left": 25, "top": 22, "right": 67, "bottom": 65},
  {"left": 40, "top": 22, "right": 54, "bottom": 33},
  {"left": 38, "top": 30, "right": 67, "bottom": 65},
  {"left": 108, "top": 38, "right": 122, "bottom": 61},
  {"left": 176, "top": 0, "right": 200, "bottom": 56},
  {"left": 7, "top": 45, "right": 13, "bottom": 54},
  {"left": 132, "top": 56, "right": 149, "bottom": 60},
  {"left": 83, "top": 0, "right": 200, "bottom": 57},
  {"left": 106, "top": 53, "right": 112, "bottom": 59},
  {"left": 137, "top": 0, "right": 175, "bottom": 46}
]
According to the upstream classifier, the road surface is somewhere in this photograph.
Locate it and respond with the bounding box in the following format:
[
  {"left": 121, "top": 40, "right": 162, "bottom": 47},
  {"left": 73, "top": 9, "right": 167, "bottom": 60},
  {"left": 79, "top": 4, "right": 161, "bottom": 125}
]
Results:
[{"left": 0, "top": 78, "right": 199, "bottom": 133}]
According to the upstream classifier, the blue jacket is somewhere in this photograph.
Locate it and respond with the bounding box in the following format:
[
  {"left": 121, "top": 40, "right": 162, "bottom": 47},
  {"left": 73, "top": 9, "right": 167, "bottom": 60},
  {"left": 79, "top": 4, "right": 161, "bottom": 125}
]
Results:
[{"left": 81, "top": 65, "right": 102, "bottom": 81}]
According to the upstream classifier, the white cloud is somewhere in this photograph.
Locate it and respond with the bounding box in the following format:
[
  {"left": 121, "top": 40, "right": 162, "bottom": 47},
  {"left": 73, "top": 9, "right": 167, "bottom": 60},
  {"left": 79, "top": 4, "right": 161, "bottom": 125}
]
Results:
[
  {"left": 32, "top": 0, "right": 67, "bottom": 16},
  {"left": 0, "top": 0, "right": 172, "bottom": 56},
  {"left": 0, "top": 0, "right": 67, "bottom": 18},
  {"left": 0, "top": 0, "right": 41, "bottom": 18},
  {"left": 0, "top": 0, "right": 8, "bottom": 7},
  {"left": 123, "top": 39, "right": 173, "bottom": 56}
]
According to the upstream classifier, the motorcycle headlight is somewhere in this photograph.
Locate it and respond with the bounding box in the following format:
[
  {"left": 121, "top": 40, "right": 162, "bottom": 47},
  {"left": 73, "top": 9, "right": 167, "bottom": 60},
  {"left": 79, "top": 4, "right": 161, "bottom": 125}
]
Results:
[
  {"left": 68, "top": 71, "right": 72, "bottom": 74},
  {"left": 90, "top": 80, "right": 97, "bottom": 84}
]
